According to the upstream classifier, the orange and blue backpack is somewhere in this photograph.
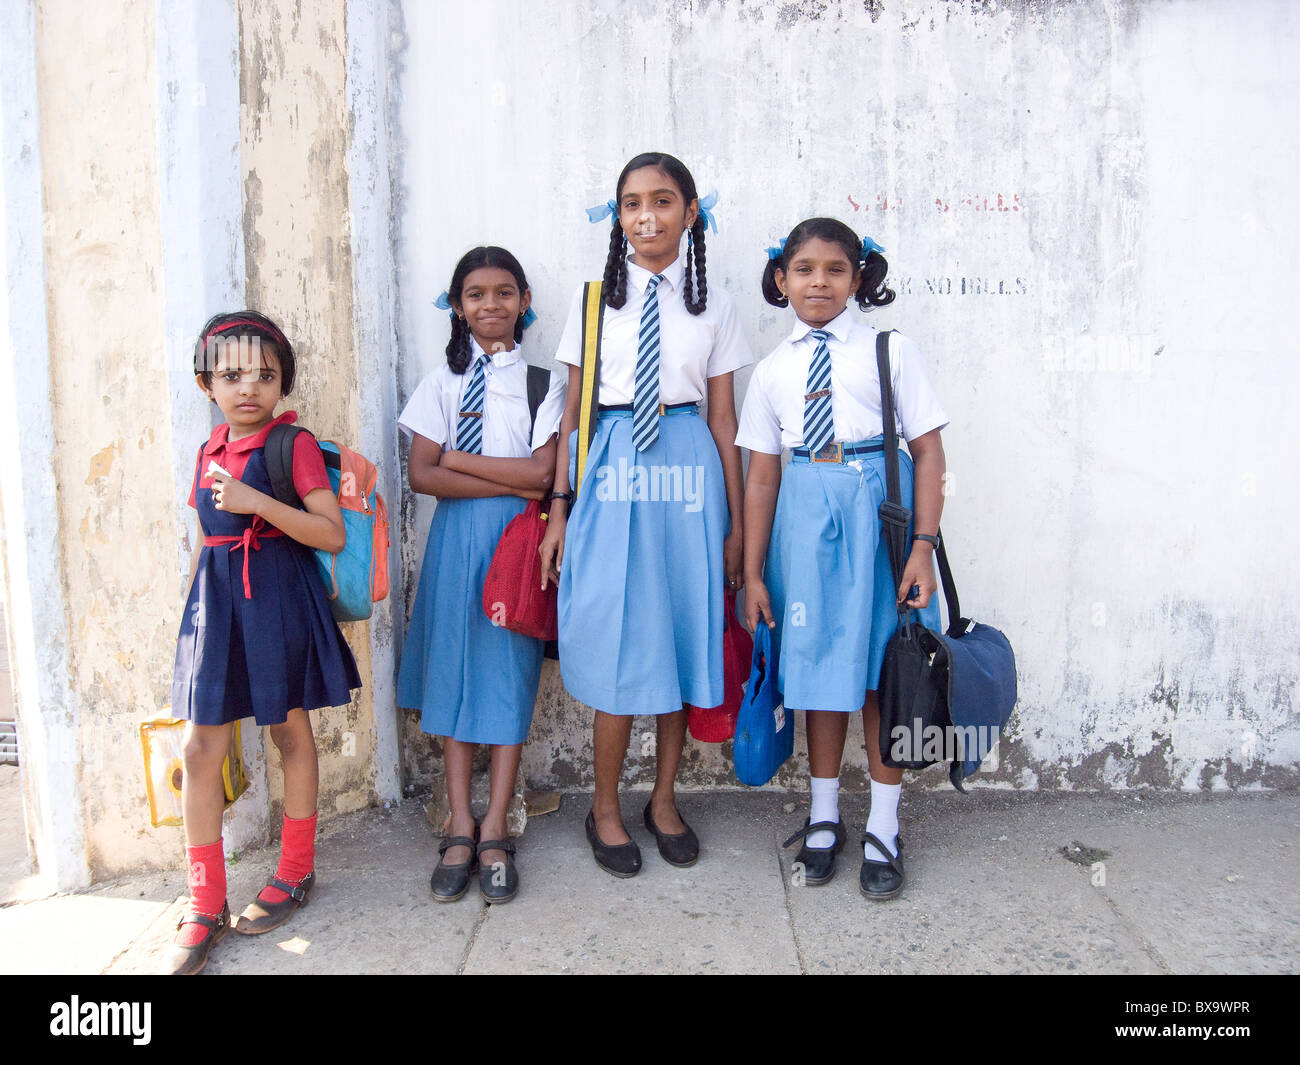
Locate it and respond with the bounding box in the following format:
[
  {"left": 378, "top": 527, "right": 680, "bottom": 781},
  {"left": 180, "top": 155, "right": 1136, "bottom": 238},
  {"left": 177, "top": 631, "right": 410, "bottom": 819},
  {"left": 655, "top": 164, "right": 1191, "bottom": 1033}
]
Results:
[{"left": 264, "top": 425, "right": 390, "bottom": 622}]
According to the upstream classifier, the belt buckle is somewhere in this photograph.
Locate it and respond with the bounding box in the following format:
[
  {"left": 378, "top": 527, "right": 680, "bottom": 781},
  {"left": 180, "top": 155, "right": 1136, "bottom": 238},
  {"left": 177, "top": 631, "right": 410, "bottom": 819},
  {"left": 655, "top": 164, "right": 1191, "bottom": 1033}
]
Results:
[{"left": 811, "top": 442, "right": 843, "bottom": 463}]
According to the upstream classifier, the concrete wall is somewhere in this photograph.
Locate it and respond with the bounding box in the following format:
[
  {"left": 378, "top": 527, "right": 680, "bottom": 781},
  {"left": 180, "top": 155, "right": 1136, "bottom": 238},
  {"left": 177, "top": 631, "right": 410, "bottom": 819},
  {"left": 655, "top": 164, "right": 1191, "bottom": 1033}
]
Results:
[{"left": 393, "top": 0, "right": 1300, "bottom": 791}]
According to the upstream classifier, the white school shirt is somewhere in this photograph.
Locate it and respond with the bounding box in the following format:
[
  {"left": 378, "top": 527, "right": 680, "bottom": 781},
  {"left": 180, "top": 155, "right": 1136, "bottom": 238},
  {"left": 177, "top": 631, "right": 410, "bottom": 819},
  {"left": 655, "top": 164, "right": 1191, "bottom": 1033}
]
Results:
[
  {"left": 398, "top": 337, "right": 567, "bottom": 456},
  {"left": 735, "top": 308, "right": 948, "bottom": 454},
  {"left": 554, "top": 255, "right": 754, "bottom": 405}
]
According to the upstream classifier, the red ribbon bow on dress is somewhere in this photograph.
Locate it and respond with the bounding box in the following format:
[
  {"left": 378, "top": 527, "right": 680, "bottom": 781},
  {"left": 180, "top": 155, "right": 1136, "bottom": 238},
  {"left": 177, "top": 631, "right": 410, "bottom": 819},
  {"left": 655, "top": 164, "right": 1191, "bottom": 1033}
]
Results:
[{"left": 204, "top": 515, "right": 285, "bottom": 599}]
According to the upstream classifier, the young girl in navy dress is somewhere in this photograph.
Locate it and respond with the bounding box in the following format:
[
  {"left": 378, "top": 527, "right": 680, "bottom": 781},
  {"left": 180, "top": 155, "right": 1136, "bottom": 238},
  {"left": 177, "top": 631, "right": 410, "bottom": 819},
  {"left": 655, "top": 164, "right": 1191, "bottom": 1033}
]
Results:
[
  {"left": 737, "top": 219, "right": 948, "bottom": 900},
  {"left": 538, "top": 153, "right": 752, "bottom": 877},
  {"left": 165, "top": 311, "right": 361, "bottom": 975},
  {"left": 397, "top": 246, "right": 563, "bottom": 903}
]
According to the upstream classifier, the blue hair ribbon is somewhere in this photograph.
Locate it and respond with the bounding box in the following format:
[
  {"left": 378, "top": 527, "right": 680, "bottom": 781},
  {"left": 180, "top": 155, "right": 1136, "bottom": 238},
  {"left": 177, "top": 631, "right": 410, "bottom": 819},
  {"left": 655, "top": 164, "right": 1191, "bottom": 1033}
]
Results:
[
  {"left": 434, "top": 291, "right": 453, "bottom": 310},
  {"left": 521, "top": 307, "right": 537, "bottom": 329},
  {"left": 696, "top": 190, "right": 720, "bottom": 234},
  {"left": 861, "top": 235, "right": 886, "bottom": 259},
  {"left": 586, "top": 198, "right": 618, "bottom": 224},
  {"left": 766, "top": 237, "right": 787, "bottom": 261}
]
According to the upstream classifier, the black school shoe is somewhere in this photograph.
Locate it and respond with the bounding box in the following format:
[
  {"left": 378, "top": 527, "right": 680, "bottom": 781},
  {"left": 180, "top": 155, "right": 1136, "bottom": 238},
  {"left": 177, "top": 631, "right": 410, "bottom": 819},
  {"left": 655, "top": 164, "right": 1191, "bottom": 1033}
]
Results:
[
  {"left": 160, "top": 902, "right": 231, "bottom": 976},
  {"left": 431, "top": 834, "right": 478, "bottom": 902},
  {"left": 642, "top": 801, "right": 700, "bottom": 867},
  {"left": 476, "top": 838, "right": 519, "bottom": 904},
  {"left": 859, "top": 831, "right": 905, "bottom": 900},
  {"left": 782, "top": 818, "right": 847, "bottom": 885},
  {"left": 585, "top": 810, "right": 642, "bottom": 878}
]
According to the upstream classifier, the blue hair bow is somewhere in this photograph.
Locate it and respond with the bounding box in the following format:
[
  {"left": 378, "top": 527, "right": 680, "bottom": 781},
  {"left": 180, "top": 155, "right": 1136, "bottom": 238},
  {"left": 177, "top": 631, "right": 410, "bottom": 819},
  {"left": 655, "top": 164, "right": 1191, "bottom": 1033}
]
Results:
[
  {"left": 434, "top": 291, "right": 453, "bottom": 310},
  {"left": 696, "top": 190, "right": 720, "bottom": 234},
  {"left": 586, "top": 198, "right": 618, "bottom": 224},
  {"left": 861, "top": 235, "right": 886, "bottom": 259},
  {"left": 521, "top": 307, "right": 537, "bottom": 329},
  {"left": 766, "top": 238, "right": 787, "bottom": 261}
]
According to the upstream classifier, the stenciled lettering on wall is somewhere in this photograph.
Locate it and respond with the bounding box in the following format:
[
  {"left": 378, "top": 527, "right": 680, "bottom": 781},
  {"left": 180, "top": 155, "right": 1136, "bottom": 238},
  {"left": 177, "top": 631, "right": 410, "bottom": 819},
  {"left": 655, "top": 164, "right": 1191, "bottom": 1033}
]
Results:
[{"left": 845, "top": 192, "right": 1025, "bottom": 214}]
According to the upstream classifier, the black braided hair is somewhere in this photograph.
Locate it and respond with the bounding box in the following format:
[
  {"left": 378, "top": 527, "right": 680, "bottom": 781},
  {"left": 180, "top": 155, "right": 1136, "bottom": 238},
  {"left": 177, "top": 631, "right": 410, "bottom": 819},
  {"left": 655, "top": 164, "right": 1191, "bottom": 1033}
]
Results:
[
  {"left": 443, "top": 245, "right": 532, "bottom": 373},
  {"left": 604, "top": 152, "right": 707, "bottom": 315},
  {"left": 193, "top": 310, "right": 295, "bottom": 394},
  {"left": 760, "top": 217, "right": 895, "bottom": 310},
  {"left": 684, "top": 217, "right": 708, "bottom": 315},
  {"left": 602, "top": 221, "right": 629, "bottom": 309}
]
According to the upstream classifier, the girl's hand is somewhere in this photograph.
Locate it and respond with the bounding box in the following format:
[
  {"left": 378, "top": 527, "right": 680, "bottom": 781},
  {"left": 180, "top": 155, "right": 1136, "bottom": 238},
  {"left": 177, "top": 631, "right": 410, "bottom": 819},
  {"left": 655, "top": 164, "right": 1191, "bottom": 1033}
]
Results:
[
  {"left": 538, "top": 508, "right": 566, "bottom": 590},
  {"left": 744, "top": 578, "right": 775, "bottom": 634},
  {"left": 897, "top": 547, "right": 938, "bottom": 610},
  {"left": 210, "top": 471, "right": 263, "bottom": 516},
  {"left": 723, "top": 529, "right": 744, "bottom": 592}
]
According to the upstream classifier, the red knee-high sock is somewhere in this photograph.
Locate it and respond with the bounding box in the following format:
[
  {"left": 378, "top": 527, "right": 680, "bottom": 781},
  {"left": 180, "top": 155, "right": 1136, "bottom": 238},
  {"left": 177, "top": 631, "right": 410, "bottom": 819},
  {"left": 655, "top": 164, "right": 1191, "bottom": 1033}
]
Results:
[
  {"left": 258, "top": 812, "right": 317, "bottom": 904},
  {"left": 177, "top": 839, "right": 226, "bottom": 947}
]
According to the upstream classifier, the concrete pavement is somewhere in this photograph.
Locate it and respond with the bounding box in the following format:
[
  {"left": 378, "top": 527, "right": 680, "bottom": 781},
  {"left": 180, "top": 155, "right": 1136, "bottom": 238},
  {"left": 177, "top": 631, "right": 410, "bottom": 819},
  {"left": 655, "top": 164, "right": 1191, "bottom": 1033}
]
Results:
[{"left": 0, "top": 783, "right": 1296, "bottom": 975}]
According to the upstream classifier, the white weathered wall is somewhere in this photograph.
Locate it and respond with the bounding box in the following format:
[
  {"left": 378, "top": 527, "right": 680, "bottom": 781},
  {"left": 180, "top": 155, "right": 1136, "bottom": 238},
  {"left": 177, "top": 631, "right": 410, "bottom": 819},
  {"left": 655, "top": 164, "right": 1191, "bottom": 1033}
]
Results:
[{"left": 393, "top": 0, "right": 1300, "bottom": 790}]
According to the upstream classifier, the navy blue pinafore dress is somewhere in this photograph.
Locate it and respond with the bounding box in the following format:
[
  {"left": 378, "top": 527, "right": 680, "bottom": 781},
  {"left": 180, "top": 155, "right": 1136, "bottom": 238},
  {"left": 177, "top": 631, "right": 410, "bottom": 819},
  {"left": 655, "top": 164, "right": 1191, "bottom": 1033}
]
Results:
[{"left": 172, "top": 445, "right": 362, "bottom": 726}]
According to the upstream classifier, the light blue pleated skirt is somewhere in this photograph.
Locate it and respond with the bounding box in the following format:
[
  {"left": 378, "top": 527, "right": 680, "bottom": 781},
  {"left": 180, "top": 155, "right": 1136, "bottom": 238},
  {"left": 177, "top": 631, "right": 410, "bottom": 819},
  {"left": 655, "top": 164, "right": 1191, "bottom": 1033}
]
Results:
[
  {"left": 558, "top": 408, "right": 728, "bottom": 716},
  {"left": 397, "top": 495, "right": 544, "bottom": 745},
  {"left": 766, "top": 438, "right": 941, "bottom": 711}
]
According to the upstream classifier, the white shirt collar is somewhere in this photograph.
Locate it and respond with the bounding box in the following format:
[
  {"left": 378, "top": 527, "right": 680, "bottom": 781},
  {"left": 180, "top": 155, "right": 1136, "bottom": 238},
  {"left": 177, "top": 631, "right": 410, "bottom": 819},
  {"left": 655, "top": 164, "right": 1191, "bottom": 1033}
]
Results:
[
  {"left": 789, "top": 307, "right": 858, "bottom": 346},
  {"left": 626, "top": 254, "right": 686, "bottom": 296},
  {"left": 470, "top": 334, "right": 522, "bottom": 368}
]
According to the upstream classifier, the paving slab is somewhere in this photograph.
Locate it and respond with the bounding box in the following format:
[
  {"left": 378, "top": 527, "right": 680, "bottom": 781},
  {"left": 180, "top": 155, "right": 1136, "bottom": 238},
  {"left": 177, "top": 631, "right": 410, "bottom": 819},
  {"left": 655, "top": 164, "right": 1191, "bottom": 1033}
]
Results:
[
  {"left": 462, "top": 792, "right": 801, "bottom": 974},
  {"left": 1073, "top": 792, "right": 1299, "bottom": 974},
  {"left": 783, "top": 790, "right": 1159, "bottom": 974}
]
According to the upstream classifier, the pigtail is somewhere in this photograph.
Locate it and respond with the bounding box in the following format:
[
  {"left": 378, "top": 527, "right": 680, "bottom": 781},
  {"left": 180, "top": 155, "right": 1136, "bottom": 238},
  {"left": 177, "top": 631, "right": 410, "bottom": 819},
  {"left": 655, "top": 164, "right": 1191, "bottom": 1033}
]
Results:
[
  {"left": 855, "top": 251, "right": 895, "bottom": 310},
  {"left": 513, "top": 313, "right": 526, "bottom": 345},
  {"left": 603, "top": 222, "right": 629, "bottom": 309},
  {"left": 446, "top": 314, "right": 473, "bottom": 374},
  {"left": 683, "top": 218, "right": 708, "bottom": 315},
  {"left": 761, "top": 256, "right": 788, "bottom": 307}
]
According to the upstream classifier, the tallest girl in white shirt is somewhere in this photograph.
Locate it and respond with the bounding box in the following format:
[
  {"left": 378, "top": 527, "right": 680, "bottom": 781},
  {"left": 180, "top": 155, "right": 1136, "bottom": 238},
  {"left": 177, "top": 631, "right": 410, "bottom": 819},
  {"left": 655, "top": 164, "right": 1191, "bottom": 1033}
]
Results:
[{"left": 539, "top": 153, "right": 753, "bottom": 878}]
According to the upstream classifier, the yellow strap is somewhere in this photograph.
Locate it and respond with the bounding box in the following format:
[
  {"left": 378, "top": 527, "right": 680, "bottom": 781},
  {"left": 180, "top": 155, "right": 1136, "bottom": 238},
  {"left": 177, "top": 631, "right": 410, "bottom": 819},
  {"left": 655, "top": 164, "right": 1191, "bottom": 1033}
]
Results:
[{"left": 575, "top": 280, "right": 603, "bottom": 497}]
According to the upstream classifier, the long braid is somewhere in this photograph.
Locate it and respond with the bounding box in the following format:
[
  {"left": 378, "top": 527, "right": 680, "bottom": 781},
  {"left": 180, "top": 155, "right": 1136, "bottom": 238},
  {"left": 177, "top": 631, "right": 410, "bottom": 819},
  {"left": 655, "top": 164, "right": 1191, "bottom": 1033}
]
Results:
[
  {"left": 602, "top": 222, "right": 628, "bottom": 309},
  {"left": 445, "top": 314, "right": 473, "bottom": 374},
  {"left": 684, "top": 218, "right": 708, "bottom": 315}
]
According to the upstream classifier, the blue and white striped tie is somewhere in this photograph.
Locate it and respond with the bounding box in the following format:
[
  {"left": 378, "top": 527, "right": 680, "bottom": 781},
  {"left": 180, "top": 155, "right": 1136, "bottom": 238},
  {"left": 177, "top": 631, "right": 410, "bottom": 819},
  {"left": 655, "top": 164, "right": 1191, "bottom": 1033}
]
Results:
[
  {"left": 456, "top": 352, "right": 491, "bottom": 455},
  {"left": 632, "top": 273, "right": 666, "bottom": 452},
  {"left": 802, "top": 329, "right": 834, "bottom": 454}
]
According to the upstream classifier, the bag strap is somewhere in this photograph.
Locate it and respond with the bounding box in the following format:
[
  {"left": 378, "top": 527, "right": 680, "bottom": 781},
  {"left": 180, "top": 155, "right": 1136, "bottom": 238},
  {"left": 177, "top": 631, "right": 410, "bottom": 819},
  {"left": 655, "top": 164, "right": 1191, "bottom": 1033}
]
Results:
[
  {"left": 574, "top": 280, "right": 605, "bottom": 499},
  {"left": 526, "top": 364, "right": 549, "bottom": 431},
  {"left": 264, "top": 423, "right": 308, "bottom": 508},
  {"left": 875, "top": 331, "right": 966, "bottom": 636}
]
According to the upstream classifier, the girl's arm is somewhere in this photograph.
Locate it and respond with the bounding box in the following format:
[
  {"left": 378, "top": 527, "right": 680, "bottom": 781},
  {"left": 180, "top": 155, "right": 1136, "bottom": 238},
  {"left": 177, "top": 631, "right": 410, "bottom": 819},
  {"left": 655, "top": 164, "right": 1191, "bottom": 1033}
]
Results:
[
  {"left": 897, "top": 427, "right": 946, "bottom": 609},
  {"left": 706, "top": 371, "right": 745, "bottom": 590},
  {"left": 438, "top": 441, "right": 556, "bottom": 494},
  {"left": 538, "top": 363, "right": 582, "bottom": 590},
  {"left": 408, "top": 433, "right": 541, "bottom": 500},
  {"left": 211, "top": 472, "right": 347, "bottom": 553},
  {"left": 741, "top": 450, "right": 782, "bottom": 632}
]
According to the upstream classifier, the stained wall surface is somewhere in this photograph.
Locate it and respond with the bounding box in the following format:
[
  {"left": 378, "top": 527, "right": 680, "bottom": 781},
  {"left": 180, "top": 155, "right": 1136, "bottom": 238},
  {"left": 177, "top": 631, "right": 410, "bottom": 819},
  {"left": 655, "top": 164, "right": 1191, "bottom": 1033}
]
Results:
[{"left": 392, "top": 0, "right": 1299, "bottom": 792}]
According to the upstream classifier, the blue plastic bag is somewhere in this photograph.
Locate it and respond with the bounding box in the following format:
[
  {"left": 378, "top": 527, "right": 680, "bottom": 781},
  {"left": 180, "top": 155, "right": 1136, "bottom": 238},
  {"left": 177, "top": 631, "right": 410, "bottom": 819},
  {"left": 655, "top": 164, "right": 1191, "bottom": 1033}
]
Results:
[{"left": 733, "top": 622, "right": 793, "bottom": 786}]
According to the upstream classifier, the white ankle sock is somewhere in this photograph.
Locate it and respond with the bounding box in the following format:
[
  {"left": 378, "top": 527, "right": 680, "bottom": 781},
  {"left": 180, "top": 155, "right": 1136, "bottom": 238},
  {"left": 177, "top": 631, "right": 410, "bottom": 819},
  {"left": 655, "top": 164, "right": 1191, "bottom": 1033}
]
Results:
[
  {"left": 863, "top": 778, "right": 901, "bottom": 861},
  {"left": 807, "top": 776, "right": 840, "bottom": 848}
]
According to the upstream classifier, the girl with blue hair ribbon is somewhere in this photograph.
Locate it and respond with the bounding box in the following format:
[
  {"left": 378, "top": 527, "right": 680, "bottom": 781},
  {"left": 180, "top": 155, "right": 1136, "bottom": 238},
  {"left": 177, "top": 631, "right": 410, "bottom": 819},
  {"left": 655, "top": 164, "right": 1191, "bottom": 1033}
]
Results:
[
  {"left": 538, "top": 152, "right": 752, "bottom": 878},
  {"left": 398, "top": 246, "right": 564, "bottom": 904},
  {"left": 738, "top": 217, "right": 948, "bottom": 900}
]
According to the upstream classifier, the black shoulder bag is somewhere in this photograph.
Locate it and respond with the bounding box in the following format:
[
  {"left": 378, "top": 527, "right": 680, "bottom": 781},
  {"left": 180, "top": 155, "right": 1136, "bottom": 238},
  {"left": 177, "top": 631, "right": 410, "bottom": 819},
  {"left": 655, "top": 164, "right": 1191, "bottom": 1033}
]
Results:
[{"left": 874, "top": 329, "right": 1018, "bottom": 790}]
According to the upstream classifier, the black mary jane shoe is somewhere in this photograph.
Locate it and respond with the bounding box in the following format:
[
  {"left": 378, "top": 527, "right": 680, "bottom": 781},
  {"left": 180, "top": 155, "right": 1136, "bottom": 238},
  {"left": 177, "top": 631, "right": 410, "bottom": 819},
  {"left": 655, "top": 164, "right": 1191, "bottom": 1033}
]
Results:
[
  {"left": 585, "top": 810, "right": 642, "bottom": 878},
  {"left": 782, "top": 818, "right": 847, "bottom": 885},
  {"left": 476, "top": 838, "right": 519, "bottom": 904},
  {"left": 235, "top": 871, "right": 315, "bottom": 935},
  {"left": 430, "top": 832, "right": 478, "bottom": 902},
  {"left": 160, "top": 902, "right": 231, "bottom": 976},
  {"left": 642, "top": 801, "right": 700, "bottom": 867},
  {"left": 859, "top": 831, "right": 905, "bottom": 901}
]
